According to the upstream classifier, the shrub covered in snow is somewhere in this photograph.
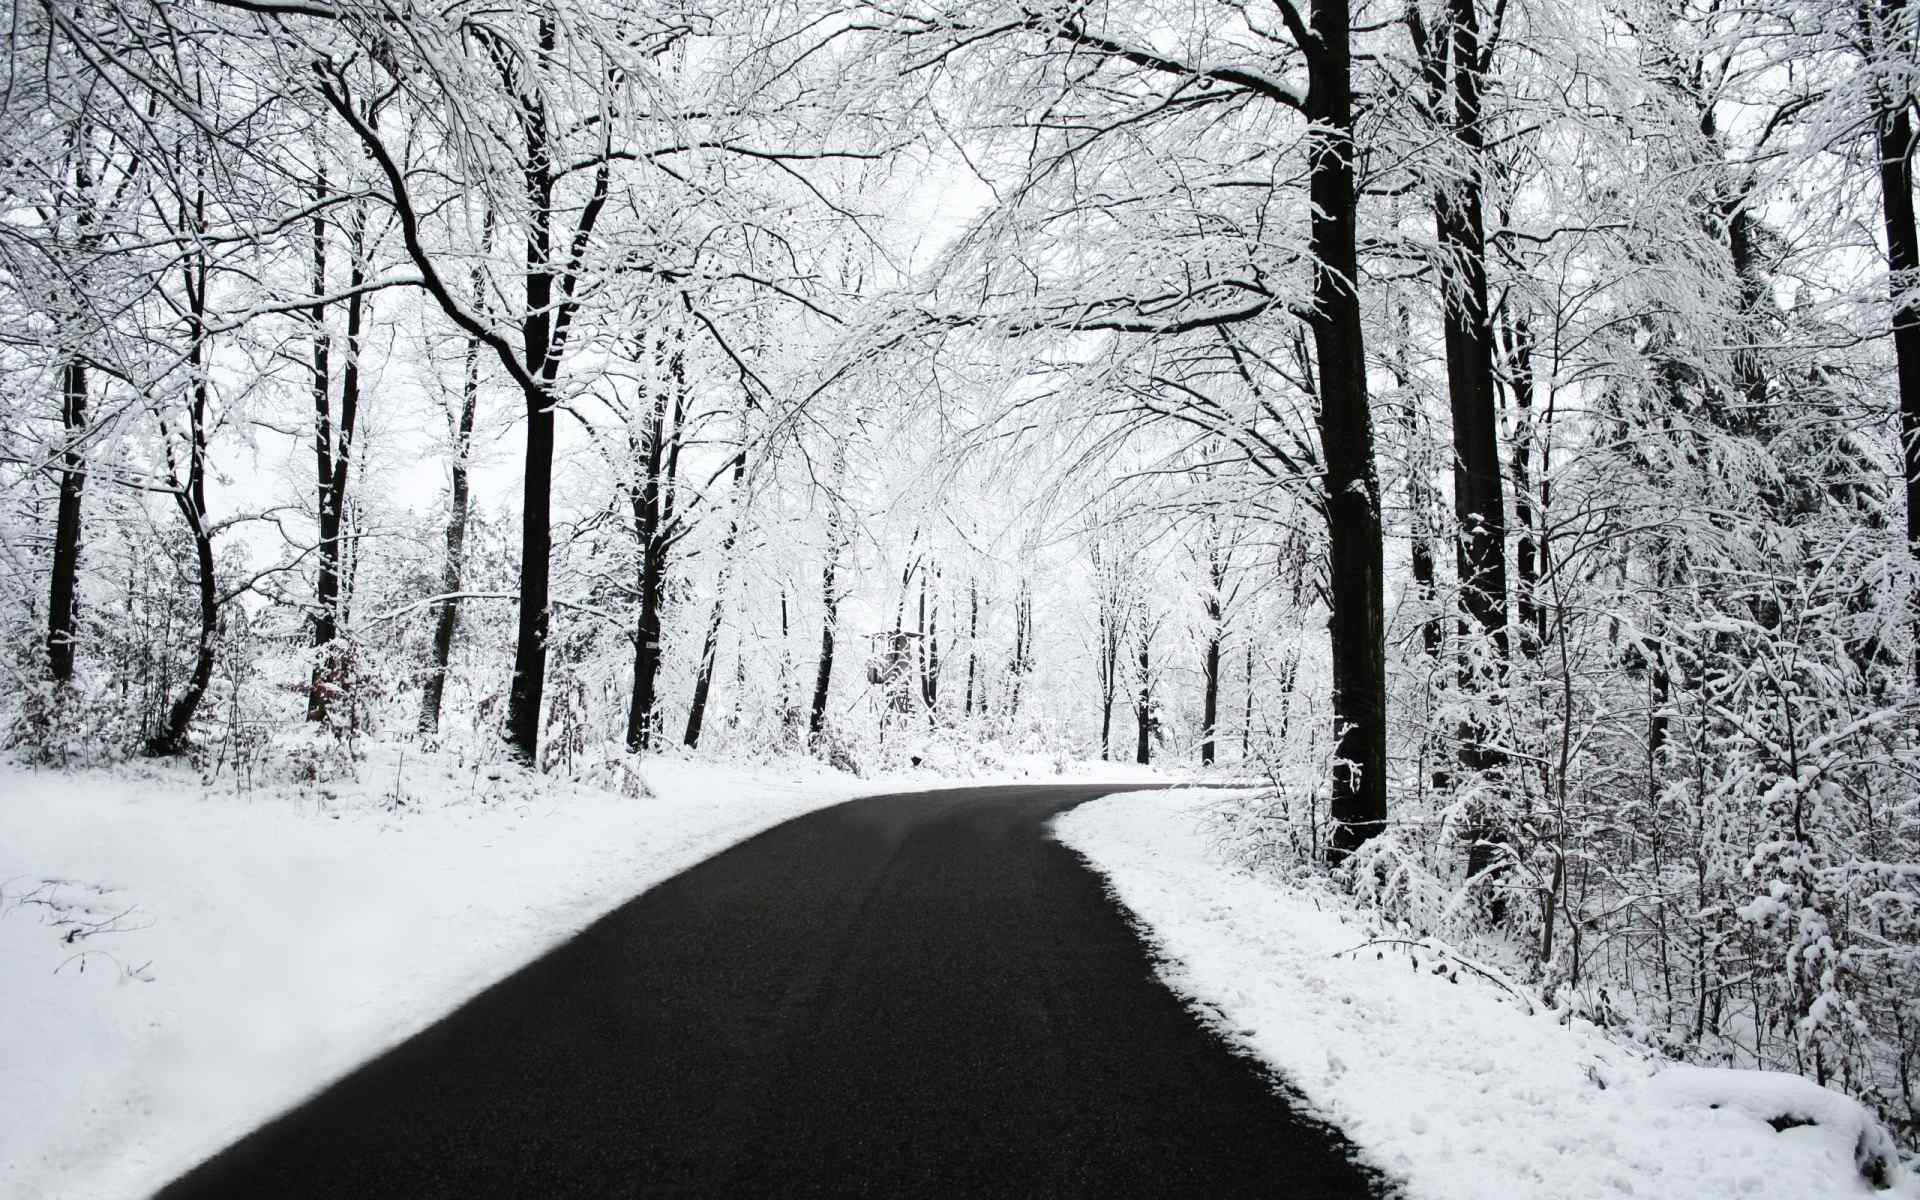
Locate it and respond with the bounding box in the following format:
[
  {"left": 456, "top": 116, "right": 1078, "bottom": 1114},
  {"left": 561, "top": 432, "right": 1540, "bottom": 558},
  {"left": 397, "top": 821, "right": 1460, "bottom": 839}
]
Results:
[{"left": 1644, "top": 1067, "right": 1905, "bottom": 1190}]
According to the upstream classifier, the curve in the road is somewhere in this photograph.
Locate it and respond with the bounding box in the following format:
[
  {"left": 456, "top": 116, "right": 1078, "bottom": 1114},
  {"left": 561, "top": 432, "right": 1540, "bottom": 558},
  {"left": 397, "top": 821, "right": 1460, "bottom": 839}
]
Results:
[{"left": 158, "top": 782, "right": 1390, "bottom": 1198}]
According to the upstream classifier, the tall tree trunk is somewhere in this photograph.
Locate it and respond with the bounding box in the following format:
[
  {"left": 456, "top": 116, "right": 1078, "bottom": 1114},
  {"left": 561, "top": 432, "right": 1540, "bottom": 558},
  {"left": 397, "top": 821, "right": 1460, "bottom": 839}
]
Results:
[
  {"left": 47, "top": 128, "right": 101, "bottom": 686},
  {"left": 1308, "top": 0, "right": 1388, "bottom": 859},
  {"left": 309, "top": 206, "right": 366, "bottom": 724},
  {"left": 685, "top": 444, "right": 749, "bottom": 749},
  {"left": 1201, "top": 605, "right": 1221, "bottom": 767},
  {"left": 628, "top": 548, "right": 664, "bottom": 751},
  {"left": 1099, "top": 603, "right": 1117, "bottom": 761},
  {"left": 627, "top": 329, "right": 683, "bottom": 753},
  {"left": 1134, "top": 631, "right": 1151, "bottom": 765},
  {"left": 1424, "top": 0, "right": 1510, "bottom": 674},
  {"left": 1241, "top": 638, "right": 1255, "bottom": 759},
  {"left": 419, "top": 207, "right": 494, "bottom": 736},
  {"left": 502, "top": 11, "right": 571, "bottom": 767},
  {"left": 1416, "top": 0, "right": 1509, "bottom": 894},
  {"left": 1008, "top": 584, "right": 1032, "bottom": 716},
  {"left": 1505, "top": 307, "right": 1543, "bottom": 659},
  {"left": 920, "top": 571, "right": 940, "bottom": 714},
  {"left": 809, "top": 477, "right": 848, "bottom": 742},
  {"left": 47, "top": 358, "right": 87, "bottom": 683},
  {"left": 1869, "top": 0, "right": 1920, "bottom": 687},
  {"left": 305, "top": 178, "right": 333, "bottom": 720},
  {"left": 150, "top": 241, "right": 215, "bottom": 756},
  {"left": 964, "top": 578, "right": 978, "bottom": 719}
]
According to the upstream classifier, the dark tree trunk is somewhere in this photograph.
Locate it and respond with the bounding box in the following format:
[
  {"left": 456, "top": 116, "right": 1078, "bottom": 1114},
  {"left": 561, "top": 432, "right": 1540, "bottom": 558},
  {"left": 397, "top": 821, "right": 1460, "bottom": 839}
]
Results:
[
  {"left": 1134, "top": 632, "right": 1151, "bottom": 766},
  {"left": 47, "top": 358, "right": 87, "bottom": 683},
  {"left": 1241, "top": 640, "right": 1255, "bottom": 759},
  {"left": 48, "top": 129, "right": 103, "bottom": 686},
  {"left": 1869, "top": 2, "right": 1920, "bottom": 687},
  {"left": 1008, "top": 585, "right": 1032, "bottom": 716},
  {"left": 1200, "top": 524, "right": 1228, "bottom": 767},
  {"left": 626, "top": 329, "right": 684, "bottom": 753},
  {"left": 304, "top": 185, "right": 333, "bottom": 719},
  {"left": 1424, "top": 0, "right": 1510, "bottom": 677},
  {"left": 1098, "top": 598, "right": 1117, "bottom": 761},
  {"left": 504, "top": 19, "right": 561, "bottom": 764},
  {"left": 1415, "top": 0, "right": 1509, "bottom": 897},
  {"left": 920, "top": 572, "right": 940, "bottom": 714},
  {"left": 419, "top": 209, "right": 493, "bottom": 736},
  {"left": 1201, "top": 609, "right": 1221, "bottom": 767},
  {"left": 1396, "top": 305, "right": 1445, "bottom": 664},
  {"left": 809, "top": 496, "right": 846, "bottom": 741},
  {"left": 628, "top": 551, "right": 664, "bottom": 752},
  {"left": 1725, "top": 205, "right": 1771, "bottom": 424},
  {"left": 150, "top": 245, "right": 216, "bottom": 756},
  {"left": 504, "top": 396, "right": 556, "bottom": 763},
  {"left": 1277, "top": 644, "right": 1301, "bottom": 746},
  {"left": 964, "top": 578, "right": 978, "bottom": 719},
  {"left": 685, "top": 445, "right": 749, "bottom": 749},
  {"left": 1505, "top": 309, "right": 1543, "bottom": 659},
  {"left": 308, "top": 206, "right": 365, "bottom": 725},
  {"left": 1307, "top": 0, "right": 1388, "bottom": 859}
]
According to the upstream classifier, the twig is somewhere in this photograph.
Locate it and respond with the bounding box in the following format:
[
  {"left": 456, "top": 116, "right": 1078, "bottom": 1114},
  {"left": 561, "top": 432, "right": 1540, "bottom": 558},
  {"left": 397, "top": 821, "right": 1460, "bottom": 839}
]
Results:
[{"left": 1334, "top": 936, "right": 1537, "bottom": 1015}]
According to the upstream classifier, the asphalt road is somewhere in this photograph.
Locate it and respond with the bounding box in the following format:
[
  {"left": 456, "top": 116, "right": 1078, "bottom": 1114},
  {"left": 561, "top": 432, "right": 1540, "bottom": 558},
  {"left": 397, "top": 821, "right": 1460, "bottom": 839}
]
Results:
[{"left": 158, "top": 783, "right": 1388, "bottom": 1198}]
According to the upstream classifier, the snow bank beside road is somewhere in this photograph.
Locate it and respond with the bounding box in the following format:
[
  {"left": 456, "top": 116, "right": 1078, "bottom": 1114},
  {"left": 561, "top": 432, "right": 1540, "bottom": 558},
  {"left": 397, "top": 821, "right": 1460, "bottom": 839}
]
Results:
[
  {"left": 0, "top": 755, "right": 852, "bottom": 1199},
  {"left": 1054, "top": 789, "right": 1914, "bottom": 1200}
]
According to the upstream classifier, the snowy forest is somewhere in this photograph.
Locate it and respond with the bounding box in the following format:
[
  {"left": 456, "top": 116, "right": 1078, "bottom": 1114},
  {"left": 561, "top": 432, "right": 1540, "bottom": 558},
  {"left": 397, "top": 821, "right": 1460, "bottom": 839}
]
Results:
[{"left": 5, "top": 0, "right": 1920, "bottom": 1182}]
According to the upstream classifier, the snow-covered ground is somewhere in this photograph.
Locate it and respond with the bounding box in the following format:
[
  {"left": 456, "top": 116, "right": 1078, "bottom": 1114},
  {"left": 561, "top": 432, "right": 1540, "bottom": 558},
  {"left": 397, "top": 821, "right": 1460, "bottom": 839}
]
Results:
[
  {"left": 1055, "top": 788, "right": 1917, "bottom": 1200},
  {"left": 0, "top": 748, "right": 1168, "bottom": 1200}
]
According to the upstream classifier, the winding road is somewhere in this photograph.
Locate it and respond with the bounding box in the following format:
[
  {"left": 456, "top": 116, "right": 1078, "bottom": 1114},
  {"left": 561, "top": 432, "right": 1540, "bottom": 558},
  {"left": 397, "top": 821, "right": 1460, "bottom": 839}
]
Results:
[{"left": 158, "top": 783, "right": 1386, "bottom": 1198}]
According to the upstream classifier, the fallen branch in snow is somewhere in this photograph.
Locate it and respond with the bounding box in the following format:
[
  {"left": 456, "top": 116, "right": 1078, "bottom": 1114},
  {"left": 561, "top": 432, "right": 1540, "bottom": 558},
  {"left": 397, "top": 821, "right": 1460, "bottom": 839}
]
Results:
[
  {"left": 1333, "top": 937, "right": 1537, "bottom": 1015},
  {"left": 53, "top": 947, "right": 155, "bottom": 982}
]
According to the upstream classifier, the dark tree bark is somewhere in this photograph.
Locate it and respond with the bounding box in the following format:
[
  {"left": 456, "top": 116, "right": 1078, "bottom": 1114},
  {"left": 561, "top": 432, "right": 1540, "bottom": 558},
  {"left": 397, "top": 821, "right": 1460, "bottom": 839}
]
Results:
[
  {"left": 809, "top": 479, "right": 848, "bottom": 742},
  {"left": 1241, "top": 638, "right": 1255, "bottom": 759},
  {"left": 1007, "top": 584, "right": 1032, "bottom": 716},
  {"left": 503, "top": 37, "right": 561, "bottom": 765},
  {"left": 625, "top": 328, "right": 685, "bottom": 753},
  {"left": 1134, "top": 626, "right": 1152, "bottom": 766},
  {"left": 1099, "top": 602, "right": 1119, "bottom": 761},
  {"left": 1201, "top": 625, "right": 1221, "bottom": 766},
  {"left": 1390, "top": 304, "right": 1445, "bottom": 665},
  {"left": 1091, "top": 540, "right": 1124, "bottom": 759},
  {"left": 47, "top": 122, "right": 113, "bottom": 686},
  {"left": 1308, "top": 0, "right": 1389, "bottom": 859},
  {"left": 1412, "top": 0, "right": 1510, "bottom": 761},
  {"left": 1504, "top": 307, "right": 1543, "bottom": 659},
  {"left": 419, "top": 207, "right": 494, "bottom": 737},
  {"left": 919, "top": 570, "right": 940, "bottom": 714},
  {"left": 684, "top": 442, "right": 749, "bottom": 749},
  {"left": 307, "top": 199, "right": 366, "bottom": 725},
  {"left": 48, "top": 358, "right": 88, "bottom": 684},
  {"left": 1412, "top": 0, "right": 1511, "bottom": 899},
  {"left": 1867, "top": 0, "right": 1920, "bottom": 686},
  {"left": 1199, "top": 514, "right": 1230, "bottom": 767},
  {"left": 964, "top": 578, "right": 978, "bottom": 719},
  {"left": 149, "top": 235, "right": 216, "bottom": 756}
]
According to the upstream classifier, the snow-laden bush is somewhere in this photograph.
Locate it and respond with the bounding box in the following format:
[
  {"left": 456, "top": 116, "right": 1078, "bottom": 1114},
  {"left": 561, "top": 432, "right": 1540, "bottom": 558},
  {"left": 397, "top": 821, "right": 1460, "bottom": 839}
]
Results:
[
  {"left": 1644, "top": 1066, "right": 1905, "bottom": 1190},
  {"left": 6, "top": 673, "right": 141, "bottom": 767}
]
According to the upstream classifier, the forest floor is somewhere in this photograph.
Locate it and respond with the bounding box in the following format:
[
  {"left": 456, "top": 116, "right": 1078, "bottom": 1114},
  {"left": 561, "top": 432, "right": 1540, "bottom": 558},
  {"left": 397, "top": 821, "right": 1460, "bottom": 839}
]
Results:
[
  {"left": 0, "top": 745, "right": 1164, "bottom": 1200},
  {"left": 1056, "top": 790, "right": 1917, "bottom": 1199}
]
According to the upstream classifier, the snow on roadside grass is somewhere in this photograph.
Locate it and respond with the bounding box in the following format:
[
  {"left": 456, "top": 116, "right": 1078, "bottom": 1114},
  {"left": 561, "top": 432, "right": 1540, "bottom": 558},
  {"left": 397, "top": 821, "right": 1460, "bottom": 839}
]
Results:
[{"left": 1054, "top": 788, "right": 1916, "bottom": 1200}]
